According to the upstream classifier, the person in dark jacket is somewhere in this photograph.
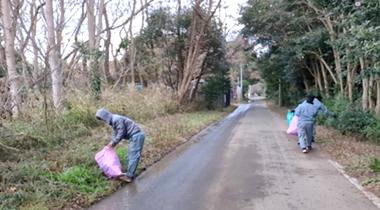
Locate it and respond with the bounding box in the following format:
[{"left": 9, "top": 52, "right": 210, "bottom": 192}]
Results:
[{"left": 96, "top": 108, "right": 145, "bottom": 182}]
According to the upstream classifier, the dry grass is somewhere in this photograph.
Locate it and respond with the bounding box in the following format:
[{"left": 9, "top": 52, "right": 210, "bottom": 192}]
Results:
[
  {"left": 0, "top": 85, "right": 235, "bottom": 210},
  {"left": 268, "top": 101, "right": 380, "bottom": 199}
]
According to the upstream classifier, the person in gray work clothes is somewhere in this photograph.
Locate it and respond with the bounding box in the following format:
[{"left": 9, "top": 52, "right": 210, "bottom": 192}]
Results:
[
  {"left": 96, "top": 108, "right": 145, "bottom": 182},
  {"left": 293, "top": 95, "right": 336, "bottom": 144},
  {"left": 301, "top": 95, "right": 336, "bottom": 142},
  {"left": 294, "top": 95, "right": 319, "bottom": 153},
  {"left": 309, "top": 95, "right": 336, "bottom": 142}
]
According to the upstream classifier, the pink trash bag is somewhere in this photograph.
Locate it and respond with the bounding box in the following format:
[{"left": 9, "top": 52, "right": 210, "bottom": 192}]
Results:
[
  {"left": 95, "top": 146, "right": 123, "bottom": 179},
  {"left": 286, "top": 115, "right": 298, "bottom": 136}
]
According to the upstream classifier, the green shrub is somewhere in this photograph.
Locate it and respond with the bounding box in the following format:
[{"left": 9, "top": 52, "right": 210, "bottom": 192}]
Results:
[
  {"left": 363, "top": 118, "right": 380, "bottom": 143},
  {"left": 369, "top": 158, "right": 380, "bottom": 172},
  {"left": 337, "top": 109, "right": 374, "bottom": 135},
  {"left": 316, "top": 95, "right": 380, "bottom": 140},
  {"left": 323, "top": 95, "right": 351, "bottom": 115}
]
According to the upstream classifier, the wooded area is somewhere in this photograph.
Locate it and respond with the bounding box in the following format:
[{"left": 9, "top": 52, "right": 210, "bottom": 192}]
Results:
[
  {"left": 239, "top": 0, "right": 380, "bottom": 141},
  {"left": 240, "top": 0, "right": 380, "bottom": 112},
  {"left": 0, "top": 0, "right": 233, "bottom": 119}
]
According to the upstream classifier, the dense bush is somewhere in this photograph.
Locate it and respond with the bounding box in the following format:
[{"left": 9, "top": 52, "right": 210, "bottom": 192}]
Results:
[
  {"left": 316, "top": 95, "right": 380, "bottom": 142},
  {"left": 337, "top": 110, "right": 374, "bottom": 135}
]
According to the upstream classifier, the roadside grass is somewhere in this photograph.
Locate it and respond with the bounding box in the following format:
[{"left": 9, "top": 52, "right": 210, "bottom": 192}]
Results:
[
  {"left": 0, "top": 87, "right": 236, "bottom": 210},
  {"left": 266, "top": 100, "right": 380, "bottom": 199}
]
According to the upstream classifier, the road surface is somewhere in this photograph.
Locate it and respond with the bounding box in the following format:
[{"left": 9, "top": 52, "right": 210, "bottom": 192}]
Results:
[{"left": 90, "top": 98, "right": 378, "bottom": 210}]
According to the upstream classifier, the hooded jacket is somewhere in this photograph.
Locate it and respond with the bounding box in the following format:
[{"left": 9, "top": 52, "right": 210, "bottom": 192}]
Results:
[
  {"left": 302, "top": 98, "right": 332, "bottom": 117},
  {"left": 295, "top": 102, "right": 319, "bottom": 124},
  {"left": 96, "top": 109, "right": 141, "bottom": 147}
]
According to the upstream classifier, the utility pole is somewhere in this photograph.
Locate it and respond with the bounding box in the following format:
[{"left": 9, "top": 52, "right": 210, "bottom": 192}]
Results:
[
  {"left": 237, "top": 64, "right": 243, "bottom": 102},
  {"left": 278, "top": 78, "right": 282, "bottom": 107},
  {"left": 240, "top": 64, "right": 243, "bottom": 102},
  {"left": 240, "top": 64, "right": 243, "bottom": 88}
]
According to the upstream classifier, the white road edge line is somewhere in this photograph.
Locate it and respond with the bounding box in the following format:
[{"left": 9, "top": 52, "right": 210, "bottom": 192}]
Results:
[{"left": 328, "top": 159, "right": 380, "bottom": 209}]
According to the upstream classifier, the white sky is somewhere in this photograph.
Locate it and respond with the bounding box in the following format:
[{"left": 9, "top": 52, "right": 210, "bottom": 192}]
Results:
[
  {"left": 28, "top": 0, "right": 247, "bottom": 62},
  {"left": 110, "top": 0, "right": 247, "bottom": 54},
  {"left": 221, "top": 0, "right": 246, "bottom": 41}
]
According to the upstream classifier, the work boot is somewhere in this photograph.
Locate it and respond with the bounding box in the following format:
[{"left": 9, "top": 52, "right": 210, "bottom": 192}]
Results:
[{"left": 119, "top": 176, "right": 132, "bottom": 183}]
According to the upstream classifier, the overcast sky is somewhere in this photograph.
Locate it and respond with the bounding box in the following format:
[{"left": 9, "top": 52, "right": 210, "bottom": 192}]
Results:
[
  {"left": 221, "top": 0, "right": 247, "bottom": 41},
  {"left": 32, "top": 0, "right": 248, "bottom": 60},
  {"left": 111, "top": 0, "right": 247, "bottom": 51}
]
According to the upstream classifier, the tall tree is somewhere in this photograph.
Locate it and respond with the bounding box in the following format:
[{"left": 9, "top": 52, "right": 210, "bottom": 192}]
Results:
[
  {"left": 1, "top": 0, "right": 22, "bottom": 116},
  {"left": 178, "top": 0, "right": 222, "bottom": 103},
  {"left": 87, "top": 0, "right": 101, "bottom": 97},
  {"left": 45, "top": 0, "right": 62, "bottom": 111}
]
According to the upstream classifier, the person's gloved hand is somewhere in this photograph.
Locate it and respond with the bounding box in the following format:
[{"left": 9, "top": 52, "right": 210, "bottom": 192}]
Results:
[
  {"left": 290, "top": 109, "right": 295, "bottom": 113},
  {"left": 332, "top": 114, "right": 338, "bottom": 119}
]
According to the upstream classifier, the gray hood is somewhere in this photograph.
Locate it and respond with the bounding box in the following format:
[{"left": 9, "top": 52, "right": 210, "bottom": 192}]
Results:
[{"left": 96, "top": 108, "right": 113, "bottom": 125}]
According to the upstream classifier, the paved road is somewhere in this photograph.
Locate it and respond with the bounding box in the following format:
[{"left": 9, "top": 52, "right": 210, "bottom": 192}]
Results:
[{"left": 90, "top": 98, "right": 378, "bottom": 210}]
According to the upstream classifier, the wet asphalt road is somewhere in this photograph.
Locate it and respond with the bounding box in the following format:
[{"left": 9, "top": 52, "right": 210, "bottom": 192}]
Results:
[{"left": 90, "top": 98, "right": 378, "bottom": 210}]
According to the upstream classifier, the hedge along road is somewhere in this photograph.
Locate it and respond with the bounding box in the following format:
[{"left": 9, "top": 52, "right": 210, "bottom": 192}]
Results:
[{"left": 90, "top": 98, "right": 379, "bottom": 210}]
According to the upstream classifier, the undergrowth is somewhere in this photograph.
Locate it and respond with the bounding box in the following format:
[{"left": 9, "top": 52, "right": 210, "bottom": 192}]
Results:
[
  {"left": 0, "top": 86, "right": 236, "bottom": 210},
  {"left": 316, "top": 95, "right": 380, "bottom": 144}
]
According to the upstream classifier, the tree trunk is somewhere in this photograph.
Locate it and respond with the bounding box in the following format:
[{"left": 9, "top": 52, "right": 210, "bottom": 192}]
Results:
[
  {"left": 190, "top": 54, "right": 208, "bottom": 100},
  {"left": 113, "top": 55, "right": 118, "bottom": 80},
  {"left": 278, "top": 79, "right": 282, "bottom": 107},
  {"left": 82, "top": 57, "right": 88, "bottom": 77},
  {"left": 178, "top": 0, "right": 222, "bottom": 103},
  {"left": 347, "top": 65, "right": 353, "bottom": 102},
  {"left": 302, "top": 70, "right": 309, "bottom": 90},
  {"left": 87, "top": 0, "right": 95, "bottom": 48},
  {"left": 376, "top": 75, "right": 380, "bottom": 115},
  {"left": 311, "top": 60, "right": 322, "bottom": 91},
  {"left": 95, "top": 0, "right": 105, "bottom": 48},
  {"left": 333, "top": 49, "right": 343, "bottom": 94},
  {"left": 32, "top": 20, "right": 39, "bottom": 90},
  {"left": 360, "top": 57, "right": 369, "bottom": 110},
  {"left": 369, "top": 73, "right": 375, "bottom": 110},
  {"left": 344, "top": 29, "right": 350, "bottom": 99},
  {"left": 87, "top": 0, "right": 101, "bottom": 97},
  {"left": 316, "top": 65, "right": 323, "bottom": 92},
  {"left": 176, "top": 0, "right": 183, "bottom": 90},
  {"left": 46, "top": 0, "right": 62, "bottom": 112},
  {"left": 129, "top": 0, "right": 137, "bottom": 85},
  {"left": 315, "top": 54, "right": 337, "bottom": 84},
  {"left": 138, "top": 63, "right": 144, "bottom": 86},
  {"left": 319, "top": 60, "right": 330, "bottom": 97},
  {"left": 2, "top": 0, "right": 21, "bottom": 116},
  {"left": 325, "top": 16, "right": 343, "bottom": 94},
  {"left": 103, "top": 7, "right": 112, "bottom": 83}
]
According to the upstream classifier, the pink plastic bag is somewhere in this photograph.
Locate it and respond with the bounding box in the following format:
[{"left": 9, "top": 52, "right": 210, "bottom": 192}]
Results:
[
  {"left": 95, "top": 146, "right": 123, "bottom": 178},
  {"left": 286, "top": 115, "right": 298, "bottom": 136}
]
